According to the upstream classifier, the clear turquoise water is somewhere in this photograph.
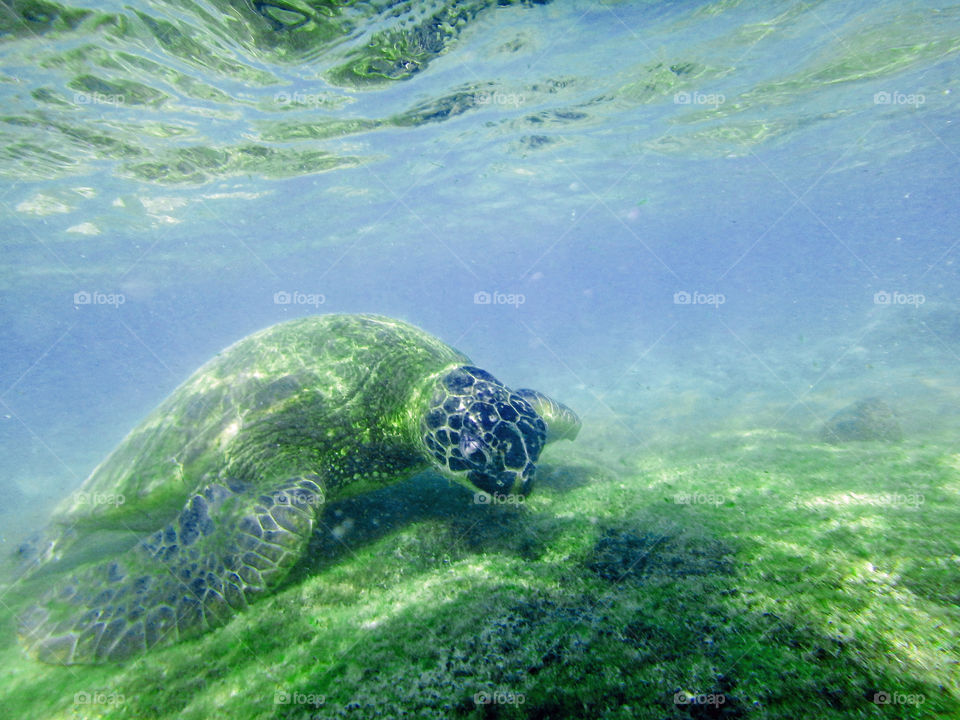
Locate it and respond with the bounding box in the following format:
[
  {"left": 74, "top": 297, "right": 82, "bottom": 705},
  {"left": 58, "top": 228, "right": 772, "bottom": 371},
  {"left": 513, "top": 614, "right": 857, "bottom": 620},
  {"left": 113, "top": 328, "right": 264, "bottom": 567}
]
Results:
[
  {"left": 1, "top": 0, "right": 957, "bottom": 550},
  {"left": 0, "top": 1, "right": 958, "bottom": 713}
]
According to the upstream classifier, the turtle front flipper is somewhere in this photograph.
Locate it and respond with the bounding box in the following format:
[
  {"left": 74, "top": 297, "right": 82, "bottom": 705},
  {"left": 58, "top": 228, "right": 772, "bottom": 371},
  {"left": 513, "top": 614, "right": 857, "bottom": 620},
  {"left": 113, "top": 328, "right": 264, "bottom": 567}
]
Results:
[{"left": 18, "top": 475, "right": 324, "bottom": 665}]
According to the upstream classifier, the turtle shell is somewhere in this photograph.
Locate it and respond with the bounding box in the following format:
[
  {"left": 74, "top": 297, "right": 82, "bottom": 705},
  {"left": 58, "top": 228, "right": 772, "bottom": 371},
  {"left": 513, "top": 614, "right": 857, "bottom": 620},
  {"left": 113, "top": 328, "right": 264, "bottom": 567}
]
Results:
[{"left": 49, "top": 314, "right": 466, "bottom": 538}]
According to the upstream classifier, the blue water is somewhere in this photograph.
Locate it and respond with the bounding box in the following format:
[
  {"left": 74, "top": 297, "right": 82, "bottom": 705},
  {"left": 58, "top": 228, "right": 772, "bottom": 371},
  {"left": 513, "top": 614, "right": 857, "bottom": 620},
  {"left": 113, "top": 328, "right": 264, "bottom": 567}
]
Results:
[{"left": 1, "top": 0, "right": 958, "bottom": 557}]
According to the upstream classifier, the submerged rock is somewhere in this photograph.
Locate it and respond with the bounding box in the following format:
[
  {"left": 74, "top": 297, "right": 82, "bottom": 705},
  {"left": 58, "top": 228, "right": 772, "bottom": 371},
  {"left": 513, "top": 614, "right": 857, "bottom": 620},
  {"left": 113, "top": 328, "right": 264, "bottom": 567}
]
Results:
[{"left": 819, "top": 397, "right": 902, "bottom": 444}]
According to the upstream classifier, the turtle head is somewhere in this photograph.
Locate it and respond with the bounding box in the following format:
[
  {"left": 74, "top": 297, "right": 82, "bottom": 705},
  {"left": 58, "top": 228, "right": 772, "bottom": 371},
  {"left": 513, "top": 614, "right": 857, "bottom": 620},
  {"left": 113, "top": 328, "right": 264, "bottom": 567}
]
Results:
[{"left": 420, "top": 365, "right": 550, "bottom": 497}]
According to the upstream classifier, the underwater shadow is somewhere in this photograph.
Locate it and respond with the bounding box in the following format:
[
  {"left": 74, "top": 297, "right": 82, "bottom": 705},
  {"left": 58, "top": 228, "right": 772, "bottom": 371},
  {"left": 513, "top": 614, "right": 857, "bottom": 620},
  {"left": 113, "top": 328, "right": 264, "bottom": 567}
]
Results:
[{"left": 285, "top": 463, "right": 593, "bottom": 588}]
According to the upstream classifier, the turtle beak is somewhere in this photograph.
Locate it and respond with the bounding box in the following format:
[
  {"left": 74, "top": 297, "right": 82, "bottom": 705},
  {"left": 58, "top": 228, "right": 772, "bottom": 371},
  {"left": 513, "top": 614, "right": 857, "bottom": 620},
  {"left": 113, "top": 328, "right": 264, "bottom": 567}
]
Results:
[
  {"left": 515, "top": 471, "right": 534, "bottom": 497},
  {"left": 467, "top": 469, "right": 531, "bottom": 498},
  {"left": 507, "top": 466, "right": 537, "bottom": 497}
]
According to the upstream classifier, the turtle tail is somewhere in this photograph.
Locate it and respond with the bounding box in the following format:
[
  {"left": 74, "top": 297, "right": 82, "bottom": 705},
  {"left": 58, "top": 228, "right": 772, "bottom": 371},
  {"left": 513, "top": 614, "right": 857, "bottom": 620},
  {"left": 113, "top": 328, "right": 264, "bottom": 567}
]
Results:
[{"left": 18, "top": 475, "right": 323, "bottom": 665}]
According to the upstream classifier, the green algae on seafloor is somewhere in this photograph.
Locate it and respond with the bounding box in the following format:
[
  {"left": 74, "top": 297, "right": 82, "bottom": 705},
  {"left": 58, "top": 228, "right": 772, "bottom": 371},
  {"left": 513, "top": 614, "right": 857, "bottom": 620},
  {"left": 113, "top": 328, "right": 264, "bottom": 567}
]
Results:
[{"left": 2, "top": 428, "right": 958, "bottom": 718}]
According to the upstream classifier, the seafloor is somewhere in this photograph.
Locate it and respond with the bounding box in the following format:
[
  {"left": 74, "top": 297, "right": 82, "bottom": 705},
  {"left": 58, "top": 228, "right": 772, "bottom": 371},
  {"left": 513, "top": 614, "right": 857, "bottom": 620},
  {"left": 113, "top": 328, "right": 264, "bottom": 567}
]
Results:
[{"left": 1, "top": 412, "right": 958, "bottom": 719}]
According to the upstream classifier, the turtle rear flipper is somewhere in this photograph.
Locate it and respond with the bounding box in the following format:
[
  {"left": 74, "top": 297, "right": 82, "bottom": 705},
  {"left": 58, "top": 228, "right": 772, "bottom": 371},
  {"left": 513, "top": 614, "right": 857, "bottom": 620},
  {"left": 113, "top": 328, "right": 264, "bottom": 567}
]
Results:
[{"left": 18, "top": 475, "right": 323, "bottom": 665}]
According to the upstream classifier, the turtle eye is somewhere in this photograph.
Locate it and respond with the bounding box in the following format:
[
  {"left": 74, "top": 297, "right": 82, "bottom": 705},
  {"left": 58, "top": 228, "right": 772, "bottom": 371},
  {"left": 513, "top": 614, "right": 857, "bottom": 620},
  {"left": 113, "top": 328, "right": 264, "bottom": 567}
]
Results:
[{"left": 459, "top": 432, "right": 488, "bottom": 466}]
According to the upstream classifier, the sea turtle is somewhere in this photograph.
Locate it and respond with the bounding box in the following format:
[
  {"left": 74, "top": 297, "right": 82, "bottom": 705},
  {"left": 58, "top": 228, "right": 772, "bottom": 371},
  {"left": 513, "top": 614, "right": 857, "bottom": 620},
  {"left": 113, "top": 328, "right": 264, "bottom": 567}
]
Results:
[{"left": 15, "top": 314, "right": 580, "bottom": 665}]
